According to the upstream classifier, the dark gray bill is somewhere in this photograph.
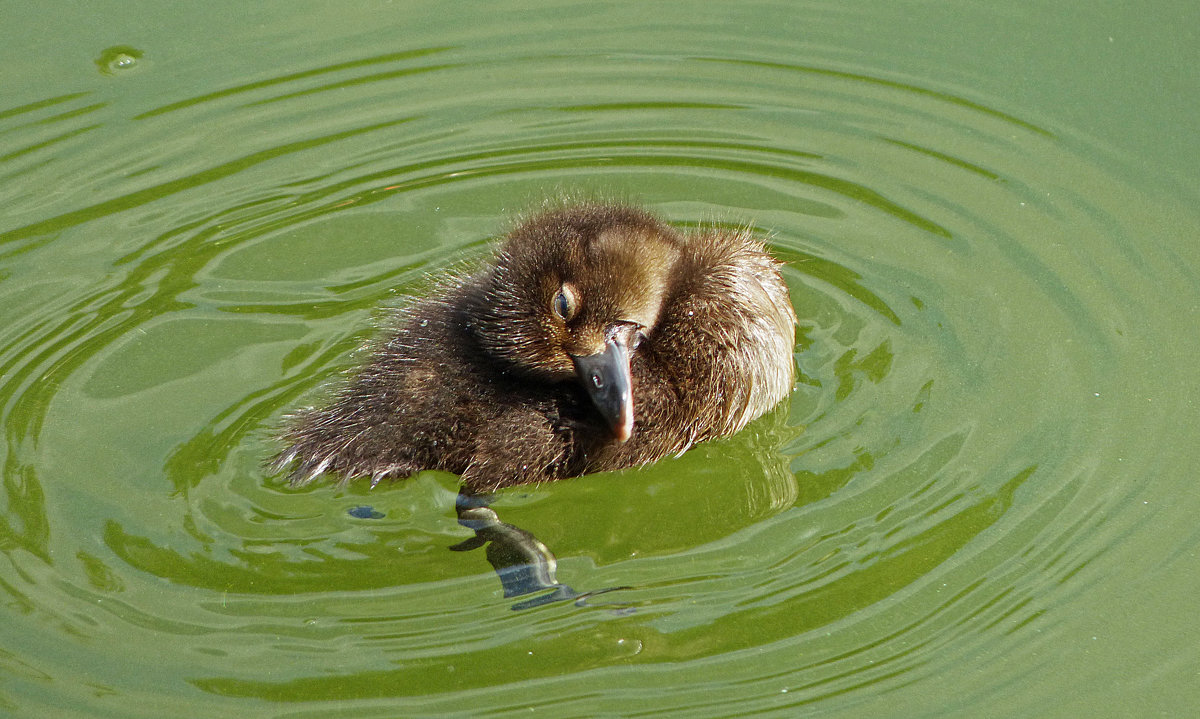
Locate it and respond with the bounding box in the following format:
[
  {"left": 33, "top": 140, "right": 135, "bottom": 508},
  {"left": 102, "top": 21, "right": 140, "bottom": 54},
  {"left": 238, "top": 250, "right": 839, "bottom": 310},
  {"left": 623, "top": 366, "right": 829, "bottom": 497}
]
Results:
[{"left": 572, "top": 334, "right": 634, "bottom": 442}]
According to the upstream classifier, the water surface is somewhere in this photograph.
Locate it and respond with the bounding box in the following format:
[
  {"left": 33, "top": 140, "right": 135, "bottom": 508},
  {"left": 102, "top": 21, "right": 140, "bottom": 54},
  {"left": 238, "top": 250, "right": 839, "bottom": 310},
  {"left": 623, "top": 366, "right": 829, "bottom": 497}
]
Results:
[{"left": 2, "top": 1, "right": 1198, "bottom": 717}]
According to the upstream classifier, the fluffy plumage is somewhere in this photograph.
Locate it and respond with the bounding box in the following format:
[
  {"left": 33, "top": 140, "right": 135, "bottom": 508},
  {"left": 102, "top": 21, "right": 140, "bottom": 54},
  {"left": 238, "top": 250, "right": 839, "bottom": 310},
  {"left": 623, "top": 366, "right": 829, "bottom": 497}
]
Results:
[{"left": 273, "top": 202, "right": 796, "bottom": 492}]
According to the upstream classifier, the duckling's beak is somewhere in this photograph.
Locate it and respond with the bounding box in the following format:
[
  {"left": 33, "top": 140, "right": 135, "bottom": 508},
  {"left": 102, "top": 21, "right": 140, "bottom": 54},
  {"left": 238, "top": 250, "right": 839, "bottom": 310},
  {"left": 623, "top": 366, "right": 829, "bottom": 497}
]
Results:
[{"left": 572, "top": 326, "right": 636, "bottom": 443}]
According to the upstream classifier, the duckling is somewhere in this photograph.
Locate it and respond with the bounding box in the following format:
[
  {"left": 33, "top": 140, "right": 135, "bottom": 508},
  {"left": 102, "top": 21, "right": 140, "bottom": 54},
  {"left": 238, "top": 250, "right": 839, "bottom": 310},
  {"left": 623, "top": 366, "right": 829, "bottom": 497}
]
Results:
[{"left": 274, "top": 201, "right": 796, "bottom": 492}]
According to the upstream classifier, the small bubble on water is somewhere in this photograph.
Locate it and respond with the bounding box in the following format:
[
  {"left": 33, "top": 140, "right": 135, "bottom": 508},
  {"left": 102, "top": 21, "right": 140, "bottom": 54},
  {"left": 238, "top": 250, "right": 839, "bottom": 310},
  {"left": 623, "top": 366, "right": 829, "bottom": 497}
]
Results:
[{"left": 95, "top": 46, "right": 144, "bottom": 75}]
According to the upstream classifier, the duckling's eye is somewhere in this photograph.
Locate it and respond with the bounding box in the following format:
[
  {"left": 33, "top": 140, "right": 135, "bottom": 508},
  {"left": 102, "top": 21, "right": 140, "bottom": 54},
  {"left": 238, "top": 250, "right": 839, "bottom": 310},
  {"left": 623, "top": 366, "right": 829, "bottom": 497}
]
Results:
[{"left": 553, "top": 284, "right": 578, "bottom": 322}]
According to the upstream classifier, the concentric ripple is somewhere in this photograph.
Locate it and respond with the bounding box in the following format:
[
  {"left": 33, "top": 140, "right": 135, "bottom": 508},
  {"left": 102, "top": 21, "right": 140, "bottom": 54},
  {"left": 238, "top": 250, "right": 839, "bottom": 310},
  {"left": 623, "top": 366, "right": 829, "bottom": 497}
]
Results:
[{"left": 1, "top": 3, "right": 1198, "bottom": 718}]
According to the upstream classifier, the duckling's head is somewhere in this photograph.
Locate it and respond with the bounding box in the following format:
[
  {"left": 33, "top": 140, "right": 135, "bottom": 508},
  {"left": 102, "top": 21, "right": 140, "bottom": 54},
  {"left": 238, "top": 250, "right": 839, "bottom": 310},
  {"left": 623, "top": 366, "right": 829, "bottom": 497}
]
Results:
[{"left": 470, "top": 203, "right": 684, "bottom": 441}]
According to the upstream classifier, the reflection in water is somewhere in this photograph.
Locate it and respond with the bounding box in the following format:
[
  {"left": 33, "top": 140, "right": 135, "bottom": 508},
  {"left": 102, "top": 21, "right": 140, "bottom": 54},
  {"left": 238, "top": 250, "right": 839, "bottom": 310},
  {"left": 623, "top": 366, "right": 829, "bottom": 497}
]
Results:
[
  {"left": 450, "top": 489, "right": 630, "bottom": 611},
  {"left": 346, "top": 505, "right": 384, "bottom": 519}
]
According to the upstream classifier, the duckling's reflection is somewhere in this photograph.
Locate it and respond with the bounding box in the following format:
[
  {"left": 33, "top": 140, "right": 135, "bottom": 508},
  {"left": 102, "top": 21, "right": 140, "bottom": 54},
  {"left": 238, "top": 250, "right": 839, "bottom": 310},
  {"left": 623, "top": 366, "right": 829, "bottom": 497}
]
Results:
[
  {"left": 445, "top": 404, "right": 798, "bottom": 610},
  {"left": 450, "top": 488, "right": 631, "bottom": 611}
]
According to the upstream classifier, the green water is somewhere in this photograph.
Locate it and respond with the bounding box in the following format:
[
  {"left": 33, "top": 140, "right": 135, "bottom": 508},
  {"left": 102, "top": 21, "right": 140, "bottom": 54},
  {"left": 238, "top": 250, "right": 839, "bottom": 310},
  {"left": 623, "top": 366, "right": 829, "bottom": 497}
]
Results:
[{"left": 2, "top": 2, "right": 1198, "bottom": 717}]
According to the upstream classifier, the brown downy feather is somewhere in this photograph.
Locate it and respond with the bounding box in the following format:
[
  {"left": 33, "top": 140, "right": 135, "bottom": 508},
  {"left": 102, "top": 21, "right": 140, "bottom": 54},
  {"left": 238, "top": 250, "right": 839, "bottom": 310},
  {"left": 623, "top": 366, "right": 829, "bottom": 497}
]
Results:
[{"left": 273, "top": 201, "right": 796, "bottom": 492}]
